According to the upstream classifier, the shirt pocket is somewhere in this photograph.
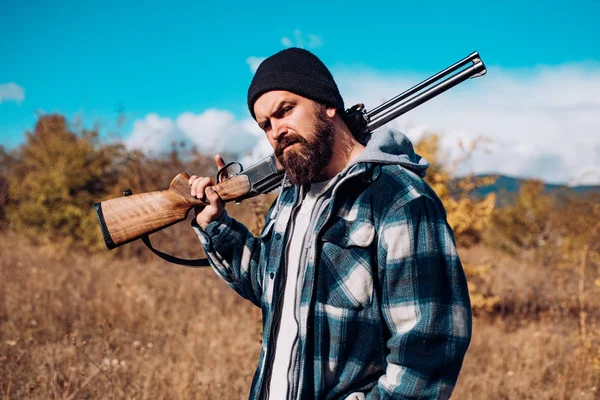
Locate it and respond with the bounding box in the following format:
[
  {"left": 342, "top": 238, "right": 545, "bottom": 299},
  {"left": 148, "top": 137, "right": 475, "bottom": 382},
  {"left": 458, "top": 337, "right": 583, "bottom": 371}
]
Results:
[{"left": 318, "top": 217, "right": 375, "bottom": 310}]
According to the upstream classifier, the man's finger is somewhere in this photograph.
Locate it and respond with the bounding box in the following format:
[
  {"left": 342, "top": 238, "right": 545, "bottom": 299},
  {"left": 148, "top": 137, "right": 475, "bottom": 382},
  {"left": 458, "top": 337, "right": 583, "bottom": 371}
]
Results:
[
  {"left": 215, "top": 154, "right": 226, "bottom": 169},
  {"left": 205, "top": 186, "right": 221, "bottom": 205},
  {"left": 193, "top": 177, "right": 213, "bottom": 199},
  {"left": 215, "top": 154, "right": 229, "bottom": 181}
]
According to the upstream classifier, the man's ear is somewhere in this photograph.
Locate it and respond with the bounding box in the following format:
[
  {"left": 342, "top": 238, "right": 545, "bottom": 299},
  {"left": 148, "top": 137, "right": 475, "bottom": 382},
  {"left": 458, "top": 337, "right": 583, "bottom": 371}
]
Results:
[{"left": 326, "top": 107, "right": 337, "bottom": 118}]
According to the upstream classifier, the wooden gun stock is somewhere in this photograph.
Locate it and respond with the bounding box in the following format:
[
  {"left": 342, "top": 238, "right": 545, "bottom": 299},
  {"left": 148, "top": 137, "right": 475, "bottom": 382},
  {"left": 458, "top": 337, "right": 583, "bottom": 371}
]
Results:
[{"left": 94, "top": 172, "right": 250, "bottom": 249}]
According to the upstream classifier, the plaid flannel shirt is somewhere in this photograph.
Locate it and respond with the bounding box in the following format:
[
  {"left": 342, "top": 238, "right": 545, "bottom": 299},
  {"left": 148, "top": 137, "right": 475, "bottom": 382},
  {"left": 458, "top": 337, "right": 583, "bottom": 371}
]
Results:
[{"left": 194, "top": 130, "right": 471, "bottom": 399}]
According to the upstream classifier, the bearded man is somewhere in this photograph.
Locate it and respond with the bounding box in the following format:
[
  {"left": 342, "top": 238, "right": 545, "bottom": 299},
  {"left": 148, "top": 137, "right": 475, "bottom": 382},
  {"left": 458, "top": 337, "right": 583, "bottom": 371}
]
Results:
[{"left": 189, "top": 48, "right": 471, "bottom": 399}]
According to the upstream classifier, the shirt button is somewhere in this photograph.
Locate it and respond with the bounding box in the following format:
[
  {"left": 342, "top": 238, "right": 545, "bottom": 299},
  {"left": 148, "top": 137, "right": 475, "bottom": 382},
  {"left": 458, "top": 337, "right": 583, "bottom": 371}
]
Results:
[
  {"left": 270, "top": 272, "right": 275, "bottom": 279},
  {"left": 275, "top": 233, "right": 282, "bottom": 240}
]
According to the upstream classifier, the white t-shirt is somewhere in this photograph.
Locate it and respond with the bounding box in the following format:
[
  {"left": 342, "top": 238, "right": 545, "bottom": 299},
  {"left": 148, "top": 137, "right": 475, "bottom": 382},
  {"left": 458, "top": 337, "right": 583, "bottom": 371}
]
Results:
[{"left": 268, "top": 179, "right": 333, "bottom": 399}]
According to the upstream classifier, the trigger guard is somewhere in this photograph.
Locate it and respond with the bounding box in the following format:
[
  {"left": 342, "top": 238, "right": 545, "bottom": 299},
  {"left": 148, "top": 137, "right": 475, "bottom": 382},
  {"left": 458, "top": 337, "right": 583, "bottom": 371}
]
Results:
[{"left": 216, "top": 161, "right": 243, "bottom": 183}]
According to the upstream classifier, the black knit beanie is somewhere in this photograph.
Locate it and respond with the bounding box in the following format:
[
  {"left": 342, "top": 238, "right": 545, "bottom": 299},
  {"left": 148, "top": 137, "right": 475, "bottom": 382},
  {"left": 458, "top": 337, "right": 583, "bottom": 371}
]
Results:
[{"left": 247, "top": 47, "right": 345, "bottom": 119}]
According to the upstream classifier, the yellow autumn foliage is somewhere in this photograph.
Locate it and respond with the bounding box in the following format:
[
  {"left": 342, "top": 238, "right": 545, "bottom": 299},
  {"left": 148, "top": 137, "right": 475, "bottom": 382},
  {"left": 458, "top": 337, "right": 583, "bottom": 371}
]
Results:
[
  {"left": 415, "top": 133, "right": 496, "bottom": 247},
  {"left": 5, "top": 115, "right": 124, "bottom": 249}
]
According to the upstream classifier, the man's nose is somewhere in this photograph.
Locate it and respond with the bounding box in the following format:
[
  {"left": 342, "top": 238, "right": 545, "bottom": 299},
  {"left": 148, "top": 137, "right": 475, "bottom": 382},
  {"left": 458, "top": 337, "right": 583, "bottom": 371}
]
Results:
[{"left": 270, "top": 120, "right": 287, "bottom": 142}]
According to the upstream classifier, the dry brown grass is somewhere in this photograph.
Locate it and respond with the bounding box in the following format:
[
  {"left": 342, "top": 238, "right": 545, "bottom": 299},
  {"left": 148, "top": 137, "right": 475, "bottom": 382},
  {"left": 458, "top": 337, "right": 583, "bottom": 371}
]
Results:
[
  {"left": 1, "top": 219, "right": 599, "bottom": 399},
  {"left": 456, "top": 245, "right": 600, "bottom": 400},
  {"left": 0, "top": 230, "right": 260, "bottom": 399},
  {"left": 455, "top": 318, "right": 599, "bottom": 400}
]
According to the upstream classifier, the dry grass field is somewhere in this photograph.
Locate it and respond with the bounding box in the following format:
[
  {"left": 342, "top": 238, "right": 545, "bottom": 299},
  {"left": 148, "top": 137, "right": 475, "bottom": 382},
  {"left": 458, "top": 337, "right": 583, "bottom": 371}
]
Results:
[
  {"left": 1, "top": 226, "right": 599, "bottom": 399},
  {"left": 0, "top": 229, "right": 261, "bottom": 399}
]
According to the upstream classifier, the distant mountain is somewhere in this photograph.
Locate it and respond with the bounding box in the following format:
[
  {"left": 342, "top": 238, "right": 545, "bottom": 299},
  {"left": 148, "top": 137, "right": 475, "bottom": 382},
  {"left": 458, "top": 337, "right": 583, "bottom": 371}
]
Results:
[{"left": 460, "top": 174, "right": 600, "bottom": 205}]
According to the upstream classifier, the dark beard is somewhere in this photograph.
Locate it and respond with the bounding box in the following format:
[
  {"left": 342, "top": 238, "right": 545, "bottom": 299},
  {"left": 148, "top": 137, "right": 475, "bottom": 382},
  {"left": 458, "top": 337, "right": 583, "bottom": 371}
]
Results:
[{"left": 275, "top": 106, "right": 335, "bottom": 186}]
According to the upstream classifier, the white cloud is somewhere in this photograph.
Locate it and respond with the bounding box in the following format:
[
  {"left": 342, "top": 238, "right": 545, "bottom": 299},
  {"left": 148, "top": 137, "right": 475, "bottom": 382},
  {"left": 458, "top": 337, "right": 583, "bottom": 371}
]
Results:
[
  {"left": 127, "top": 109, "right": 271, "bottom": 169},
  {"left": 246, "top": 56, "right": 266, "bottom": 74},
  {"left": 126, "top": 113, "right": 183, "bottom": 154},
  {"left": 0, "top": 83, "right": 25, "bottom": 104},
  {"left": 334, "top": 62, "right": 600, "bottom": 185},
  {"left": 281, "top": 30, "right": 323, "bottom": 49},
  {"left": 305, "top": 34, "right": 323, "bottom": 49},
  {"left": 176, "top": 109, "right": 258, "bottom": 155},
  {"left": 248, "top": 30, "right": 324, "bottom": 74},
  {"left": 126, "top": 62, "right": 600, "bottom": 185}
]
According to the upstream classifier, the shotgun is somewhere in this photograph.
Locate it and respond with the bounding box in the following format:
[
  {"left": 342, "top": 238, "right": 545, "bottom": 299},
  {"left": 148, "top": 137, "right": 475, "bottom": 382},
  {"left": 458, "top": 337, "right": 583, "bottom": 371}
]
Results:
[{"left": 95, "top": 51, "right": 486, "bottom": 251}]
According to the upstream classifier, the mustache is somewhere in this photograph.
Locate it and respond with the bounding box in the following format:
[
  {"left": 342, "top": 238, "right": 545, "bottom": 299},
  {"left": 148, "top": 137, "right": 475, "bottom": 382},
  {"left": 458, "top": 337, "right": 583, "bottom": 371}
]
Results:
[{"left": 275, "top": 134, "right": 307, "bottom": 158}]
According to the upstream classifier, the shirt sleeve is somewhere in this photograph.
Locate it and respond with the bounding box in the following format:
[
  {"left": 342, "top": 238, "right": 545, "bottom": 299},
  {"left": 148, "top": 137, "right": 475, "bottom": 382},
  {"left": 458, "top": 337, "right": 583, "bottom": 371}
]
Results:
[
  {"left": 367, "top": 196, "right": 472, "bottom": 399},
  {"left": 192, "top": 209, "right": 266, "bottom": 308}
]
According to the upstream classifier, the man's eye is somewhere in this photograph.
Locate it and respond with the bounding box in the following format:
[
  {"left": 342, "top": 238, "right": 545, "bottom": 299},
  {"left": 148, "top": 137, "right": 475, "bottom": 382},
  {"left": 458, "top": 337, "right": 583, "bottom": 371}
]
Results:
[{"left": 282, "top": 106, "right": 293, "bottom": 115}]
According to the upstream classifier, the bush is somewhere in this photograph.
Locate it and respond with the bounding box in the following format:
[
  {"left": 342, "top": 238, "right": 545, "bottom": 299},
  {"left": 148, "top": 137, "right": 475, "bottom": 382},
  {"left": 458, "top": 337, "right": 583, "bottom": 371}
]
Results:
[
  {"left": 415, "top": 133, "right": 496, "bottom": 247},
  {"left": 2, "top": 112, "right": 248, "bottom": 259}
]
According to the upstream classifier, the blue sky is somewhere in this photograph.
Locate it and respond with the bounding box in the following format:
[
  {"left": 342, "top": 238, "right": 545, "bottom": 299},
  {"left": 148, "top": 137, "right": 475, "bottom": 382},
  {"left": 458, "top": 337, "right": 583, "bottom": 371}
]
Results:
[{"left": 1, "top": 0, "right": 600, "bottom": 183}]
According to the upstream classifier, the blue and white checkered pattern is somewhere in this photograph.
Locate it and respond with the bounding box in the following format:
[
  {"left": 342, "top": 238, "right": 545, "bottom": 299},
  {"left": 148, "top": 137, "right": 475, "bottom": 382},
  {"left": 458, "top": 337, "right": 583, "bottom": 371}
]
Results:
[{"left": 194, "top": 130, "right": 471, "bottom": 399}]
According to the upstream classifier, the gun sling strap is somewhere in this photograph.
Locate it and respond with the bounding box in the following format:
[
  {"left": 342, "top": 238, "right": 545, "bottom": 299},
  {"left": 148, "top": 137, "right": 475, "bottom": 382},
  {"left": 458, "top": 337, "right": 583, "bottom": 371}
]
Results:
[{"left": 141, "top": 235, "right": 211, "bottom": 267}]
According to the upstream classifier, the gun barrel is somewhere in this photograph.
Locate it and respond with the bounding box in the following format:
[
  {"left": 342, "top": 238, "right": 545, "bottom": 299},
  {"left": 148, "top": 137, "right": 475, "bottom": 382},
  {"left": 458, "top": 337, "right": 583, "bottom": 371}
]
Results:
[{"left": 367, "top": 53, "right": 486, "bottom": 131}]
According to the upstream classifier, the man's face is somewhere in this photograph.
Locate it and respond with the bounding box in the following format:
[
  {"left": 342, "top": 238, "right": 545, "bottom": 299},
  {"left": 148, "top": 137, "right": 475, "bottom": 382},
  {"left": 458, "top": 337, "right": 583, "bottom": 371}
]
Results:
[{"left": 254, "top": 91, "right": 335, "bottom": 185}]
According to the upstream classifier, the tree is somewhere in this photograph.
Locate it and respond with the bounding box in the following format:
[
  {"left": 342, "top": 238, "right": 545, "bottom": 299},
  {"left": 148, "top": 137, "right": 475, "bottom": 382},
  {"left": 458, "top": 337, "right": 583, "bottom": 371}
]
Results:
[{"left": 6, "top": 115, "right": 123, "bottom": 249}]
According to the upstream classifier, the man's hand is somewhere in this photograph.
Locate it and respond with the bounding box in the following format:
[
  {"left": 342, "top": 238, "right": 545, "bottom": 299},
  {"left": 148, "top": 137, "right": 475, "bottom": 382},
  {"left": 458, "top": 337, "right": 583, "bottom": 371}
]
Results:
[{"left": 189, "top": 155, "right": 227, "bottom": 230}]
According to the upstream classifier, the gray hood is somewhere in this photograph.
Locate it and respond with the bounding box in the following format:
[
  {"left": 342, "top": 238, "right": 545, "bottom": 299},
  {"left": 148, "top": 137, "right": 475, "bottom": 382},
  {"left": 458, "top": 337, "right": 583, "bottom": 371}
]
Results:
[
  {"left": 273, "top": 129, "right": 429, "bottom": 218},
  {"left": 352, "top": 128, "right": 430, "bottom": 178}
]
